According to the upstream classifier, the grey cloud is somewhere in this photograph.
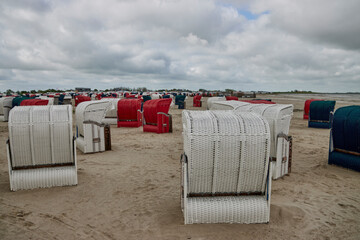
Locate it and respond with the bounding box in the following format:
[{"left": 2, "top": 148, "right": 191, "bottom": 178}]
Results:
[
  {"left": 0, "top": 0, "right": 359, "bottom": 92},
  {"left": 251, "top": 0, "right": 360, "bottom": 50},
  {"left": 1, "top": 0, "right": 53, "bottom": 13}
]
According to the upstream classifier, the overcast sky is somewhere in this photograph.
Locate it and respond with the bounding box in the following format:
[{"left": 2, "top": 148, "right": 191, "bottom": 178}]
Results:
[{"left": 0, "top": 0, "right": 359, "bottom": 92}]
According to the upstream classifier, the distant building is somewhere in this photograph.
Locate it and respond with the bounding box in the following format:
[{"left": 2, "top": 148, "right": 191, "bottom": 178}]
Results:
[{"left": 75, "top": 87, "right": 91, "bottom": 92}]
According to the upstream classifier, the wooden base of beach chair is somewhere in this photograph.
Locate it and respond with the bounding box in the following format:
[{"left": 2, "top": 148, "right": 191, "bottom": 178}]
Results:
[{"left": 271, "top": 134, "right": 292, "bottom": 179}]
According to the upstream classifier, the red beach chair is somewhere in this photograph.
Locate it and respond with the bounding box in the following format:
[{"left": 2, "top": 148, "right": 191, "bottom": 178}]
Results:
[
  {"left": 75, "top": 95, "right": 91, "bottom": 107},
  {"left": 193, "top": 95, "right": 202, "bottom": 107},
  {"left": 117, "top": 99, "right": 142, "bottom": 128},
  {"left": 126, "top": 94, "right": 137, "bottom": 99},
  {"left": 143, "top": 99, "right": 172, "bottom": 133},
  {"left": 225, "top": 96, "right": 238, "bottom": 101}
]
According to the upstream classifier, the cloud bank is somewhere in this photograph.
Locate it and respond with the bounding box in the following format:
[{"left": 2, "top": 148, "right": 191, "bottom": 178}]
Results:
[{"left": 0, "top": 0, "right": 359, "bottom": 92}]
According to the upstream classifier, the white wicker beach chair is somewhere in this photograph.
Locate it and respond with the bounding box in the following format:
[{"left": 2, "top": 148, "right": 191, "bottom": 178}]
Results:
[
  {"left": 101, "top": 98, "right": 120, "bottom": 125},
  {"left": 0, "top": 97, "right": 14, "bottom": 122},
  {"left": 206, "top": 97, "right": 226, "bottom": 110},
  {"left": 169, "top": 95, "right": 175, "bottom": 108},
  {"left": 76, "top": 100, "right": 111, "bottom": 153},
  {"left": 7, "top": 105, "right": 77, "bottom": 191},
  {"left": 0, "top": 98, "right": 5, "bottom": 121},
  {"left": 151, "top": 93, "right": 161, "bottom": 99},
  {"left": 63, "top": 95, "right": 72, "bottom": 105},
  {"left": 235, "top": 104, "right": 293, "bottom": 179},
  {"left": 209, "top": 100, "right": 250, "bottom": 110},
  {"left": 209, "top": 101, "right": 293, "bottom": 179},
  {"left": 181, "top": 110, "right": 272, "bottom": 224}
]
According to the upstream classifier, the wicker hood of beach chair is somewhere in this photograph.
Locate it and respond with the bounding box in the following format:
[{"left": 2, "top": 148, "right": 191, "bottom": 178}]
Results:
[
  {"left": 7, "top": 105, "right": 77, "bottom": 191},
  {"left": 181, "top": 110, "right": 272, "bottom": 224},
  {"left": 329, "top": 105, "right": 360, "bottom": 172},
  {"left": 76, "top": 100, "right": 112, "bottom": 153}
]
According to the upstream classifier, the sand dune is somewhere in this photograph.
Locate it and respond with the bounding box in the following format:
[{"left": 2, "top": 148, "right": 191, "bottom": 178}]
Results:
[{"left": 0, "top": 94, "right": 359, "bottom": 240}]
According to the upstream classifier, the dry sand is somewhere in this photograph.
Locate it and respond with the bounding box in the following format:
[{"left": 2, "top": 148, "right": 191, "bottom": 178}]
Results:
[{"left": 1, "top": 94, "right": 360, "bottom": 240}]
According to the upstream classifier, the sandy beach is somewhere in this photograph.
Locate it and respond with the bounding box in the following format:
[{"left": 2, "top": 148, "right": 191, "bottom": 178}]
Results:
[{"left": 1, "top": 94, "right": 360, "bottom": 240}]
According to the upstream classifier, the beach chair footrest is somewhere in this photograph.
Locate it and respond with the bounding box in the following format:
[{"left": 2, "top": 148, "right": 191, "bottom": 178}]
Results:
[
  {"left": 10, "top": 166, "right": 78, "bottom": 191},
  {"left": 185, "top": 195, "right": 269, "bottom": 224}
]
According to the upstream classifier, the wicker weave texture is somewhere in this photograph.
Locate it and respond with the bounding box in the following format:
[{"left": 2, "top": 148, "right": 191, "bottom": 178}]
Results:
[
  {"left": 186, "top": 196, "right": 269, "bottom": 224},
  {"left": 206, "top": 97, "right": 226, "bottom": 110},
  {"left": 76, "top": 101, "right": 111, "bottom": 136},
  {"left": 75, "top": 101, "right": 110, "bottom": 153},
  {"left": 240, "top": 104, "right": 293, "bottom": 157},
  {"left": 274, "top": 137, "right": 290, "bottom": 178},
  {"left": 9, "top": 106, "right": 74, "bottom": 168},
  {"left": 151, "top": 93, "right": 161, "bottom": 99},
  {"left": 101, "top": 98, "right": 120, "bottom": 124},
  {"left": 9, "top": 166, "right": 77, "bottom": 191},
  {"left": 182, "top": 110, "right": 271, "bottom": 224},
  {"left": 183, "top": 110, "right": 270, "bottom": 193},
  {"left": 0, "top": 97, "right": 14, "bottom": 121},
  {"left": 201, "top": 102, "right": 293, "bottom": 158},
  {"left": 0, "top": 97, "right": 8, "bottom": 115},
  {"left": 76, "top": 124, "right": 105, "bottom": 153},
  {"left": 210, "top": 100, "right": 250, "bottom": 110},
  {"left": 7, "top": 105, "right": 77, "bottom": 191},
  {"left": 234, "top": 104, "right": 293, "bottom": 179}
]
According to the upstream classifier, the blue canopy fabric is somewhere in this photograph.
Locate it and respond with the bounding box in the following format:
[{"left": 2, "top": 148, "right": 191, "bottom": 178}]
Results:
[
  {"left": 332, "top": 105, "right": 360, "bottom": 153},
  {"left": 143, "top": 95, "right": 152, "bottom": 102},
  {"left": 175, "top": 95, "right": 186, "bottom": 105},
  {"left": 308, "top": 100, "right": 336, "bottom": 128},
  {"left": 309, "top": 100, "right": 336, "bottom": 121},
  {"left": 329, "top": 105, "right": 360, "bottom": 171}
]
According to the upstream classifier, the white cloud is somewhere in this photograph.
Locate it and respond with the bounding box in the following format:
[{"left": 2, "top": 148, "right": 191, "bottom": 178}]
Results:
[
  {"left": 181, "top": 33, "right": 208, "bottom": 46},
  {"left": 250, "top": 0, "right": 360, "bottom": 49},
  {"left": 0, "top": 0, "right": 359, "bottom": 92}
]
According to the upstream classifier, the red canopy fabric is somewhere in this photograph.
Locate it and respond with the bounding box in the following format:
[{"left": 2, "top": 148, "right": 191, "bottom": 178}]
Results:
[
  {"left": 143, "top": 98, "right": 172, "bottom": 124},
  {"left": 225, "top": 96, "right": 238, "bottom": 101},
  {"left": 75, "top": 95, "right": 91, "bottom": 106},
  {"left": 193, "top": 95, "right": 202, "bottom": 107},
  {"left": 126, "top": 94, "right": 136, "bottom": 99},
  {"left": 117, "top": 99, "right": 142, "bottom": 121},
  {"left": 20, "top": 99, "right": 49, "bottom": 106}
]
